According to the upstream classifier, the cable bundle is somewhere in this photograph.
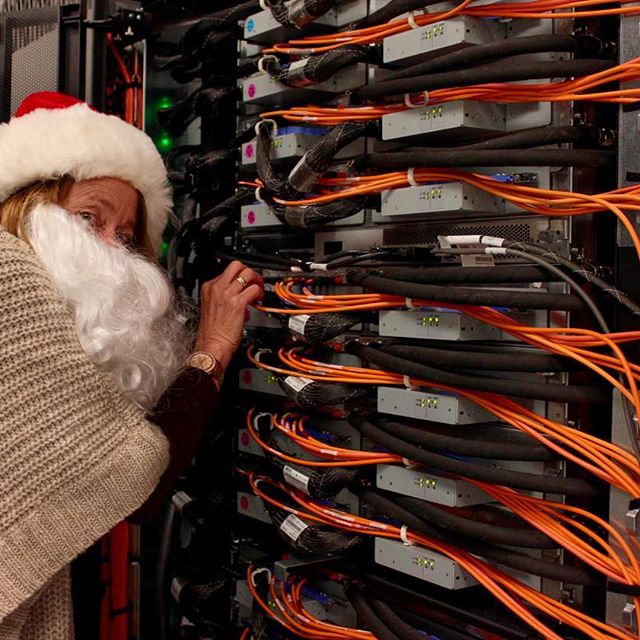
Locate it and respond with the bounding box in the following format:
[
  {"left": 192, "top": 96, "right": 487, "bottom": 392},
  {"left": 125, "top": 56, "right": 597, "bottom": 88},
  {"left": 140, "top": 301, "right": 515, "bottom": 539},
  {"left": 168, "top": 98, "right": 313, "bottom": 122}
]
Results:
[
  {"left": 275, "top": 372, "right": 367, "bottom": 409},
  {"left": 266, "top": 0, "right": 336, "bottom": 28},
  {"left": 280, "top": 311, "right": 365, "bottom": 344}
]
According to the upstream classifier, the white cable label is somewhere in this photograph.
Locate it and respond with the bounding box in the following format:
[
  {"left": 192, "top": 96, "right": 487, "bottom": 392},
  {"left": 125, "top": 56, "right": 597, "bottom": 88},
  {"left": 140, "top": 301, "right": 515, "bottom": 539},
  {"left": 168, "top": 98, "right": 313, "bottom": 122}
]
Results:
[
  {"left": 288, "top": 314, "right": 310, "bottom": 336},
  {"left": 171, "top": 577, "right": 185, "bottom": 602},
  {"left": 171, "top": 491, "right": 193, "bottom": 513},
  {"left": 284, "top": 376, "right": 313, "bottom": 393},
  {"left": 283, "top": 465, "right": 311, "bottom": 493},
  {"left": 280, "top": 514, "right": 309, "bottom": 541}
]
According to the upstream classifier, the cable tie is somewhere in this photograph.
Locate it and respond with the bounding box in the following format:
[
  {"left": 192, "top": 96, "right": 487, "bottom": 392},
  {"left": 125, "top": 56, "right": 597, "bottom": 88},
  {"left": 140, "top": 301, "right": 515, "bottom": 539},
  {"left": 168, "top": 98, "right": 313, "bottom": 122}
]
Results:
[
  {"left": 402, "top": 376, "right": 415, "bottom": 390},
  {"left": 257, "top": 54, "right": 278, "bottom": 75},
  {"left": 479, "top": 235, "right": 507, "bottom": 247},
  {"left": 485, "top": 247, "right": 508, "bottom": 255},
  {"left": 259, "top": 0, "right": 269, "bottom": 10},
  {"left": 400, "top": 525, "right": 414, "bottom": 546},
  {"left": 405, "top": 297, "right": 414, "bottom": 308},
  {"left": 255, "top": 186, "right": 266, "bottom": 203},
  {"left": 404, "top": 91, "right": 429, "bottom": 109},
  {"left": 407, "top": 11, "right": 421, "bottom": 29},
  {"left": 308, "top": 262, "right": 329, "bottom": 271},
  {"left": 406, "top": 167, "right": 418, "bottom": 187},
  {"left": 254, "top": 348, "right": 271, "bottom": 362},
  {"left": 255, "top": 118, "right": 278, "bottom": 138},
  {"left": 251, "top": 567, "right": 272, "bottom": 587}
]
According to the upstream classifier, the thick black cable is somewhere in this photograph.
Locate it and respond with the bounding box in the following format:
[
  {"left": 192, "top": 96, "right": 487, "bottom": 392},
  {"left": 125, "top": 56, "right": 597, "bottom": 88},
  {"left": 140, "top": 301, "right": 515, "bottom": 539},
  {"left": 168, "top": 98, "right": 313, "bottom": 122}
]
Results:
[
  {"left": 371, "top": 415, "right": 558, "bottom": 461},
  {"left": 344, "top": 585, "right": 404, "bottom": 640},
  {"left": 351, "top": 57, "right": 615, "bottom": 102},
  {"left": 377, "top": 343, "right": 574, "bottom": 373},
  {"left": 367, "top": 598, "right": 427, "bottom": 640},
  {"left": 280, "top": 311, "right": 367, "bottom": 344},
  {"left": 349, "top": 342, "right": 606, "bottom": 403},
  {"left": 347, "top": 270, "right": 586, "bottom": 312},
  {"left": 384, "top": 34, "right": 606, "bottom": 81},
  {"left": 348, "top": 414, "right": 597, "bottom": 496},
  {"left": 354, "top": 487, "right": 598, "bottom": 584},
  {"left": 355, "top": 148, "right": 613, "bottom": 170},
  {"left": 267, "top": 0, "right": 336, "bottom": 28},
  {"left": 377, "top": 264, "right": 556, "bottom": 284},
  {"left": 458, "top": 124, "right": 606, "bottom": 150},
  {"left": 393, "top": 494, "right": 555, "bottom": 548},
  {"left": 352, "top": 0, "right": 445, "bottom": 28},
  {"left": 271, "top": 198, "right": 369, "bottom": 228},
  {"left": 263, "top": 47, "right": 368, "bottom": 87}
]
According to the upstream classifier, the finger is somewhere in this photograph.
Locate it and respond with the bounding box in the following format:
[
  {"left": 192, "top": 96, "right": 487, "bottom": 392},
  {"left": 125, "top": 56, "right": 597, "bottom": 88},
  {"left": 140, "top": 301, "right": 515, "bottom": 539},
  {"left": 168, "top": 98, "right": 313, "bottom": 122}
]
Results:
[
  {"left": 230, "top": 268, "right": 262, "bottom": 293},
  {"left": 222, "top": 260, "right": 246, "bottom": 283},
  {"left": 238, "top": 283, "right": 264, "bottom": 306}
]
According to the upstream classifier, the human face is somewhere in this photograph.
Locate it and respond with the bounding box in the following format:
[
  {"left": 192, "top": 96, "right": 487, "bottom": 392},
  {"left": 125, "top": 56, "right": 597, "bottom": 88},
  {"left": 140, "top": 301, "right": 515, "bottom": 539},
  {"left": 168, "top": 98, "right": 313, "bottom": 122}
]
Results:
[{"left": 61, "top": 177, "right": 139, "bottom": 248}]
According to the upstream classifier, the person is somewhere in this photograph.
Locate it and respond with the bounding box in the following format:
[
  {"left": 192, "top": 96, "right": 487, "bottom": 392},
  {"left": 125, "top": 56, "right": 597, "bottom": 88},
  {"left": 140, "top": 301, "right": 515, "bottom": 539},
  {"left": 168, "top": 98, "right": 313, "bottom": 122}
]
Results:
[{"left": 0, "top": 91, "right": 263, "bottom": 639}]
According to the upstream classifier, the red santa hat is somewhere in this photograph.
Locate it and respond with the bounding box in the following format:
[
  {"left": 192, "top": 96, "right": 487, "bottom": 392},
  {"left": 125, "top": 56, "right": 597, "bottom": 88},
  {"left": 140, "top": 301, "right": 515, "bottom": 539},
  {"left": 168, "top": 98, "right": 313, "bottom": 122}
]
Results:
[{"left": 0, "top": 91, "right": 172, "bottom": 253}]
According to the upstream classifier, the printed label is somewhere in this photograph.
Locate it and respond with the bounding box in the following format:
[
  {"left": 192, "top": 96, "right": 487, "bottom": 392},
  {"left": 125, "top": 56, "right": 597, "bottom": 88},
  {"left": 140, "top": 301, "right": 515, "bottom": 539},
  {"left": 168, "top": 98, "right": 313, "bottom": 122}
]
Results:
[
  {"left": 283, "top": 465, "right": 310, "bottom": 493},
  {"left": 280, "top": 514, "right": 309, "bottom": 541},
  {"left": 288, "top": 314, "right": 310, "bottom": 336},
  {"left": 284, "top": 376, "right": 312, "bottom": 393}
]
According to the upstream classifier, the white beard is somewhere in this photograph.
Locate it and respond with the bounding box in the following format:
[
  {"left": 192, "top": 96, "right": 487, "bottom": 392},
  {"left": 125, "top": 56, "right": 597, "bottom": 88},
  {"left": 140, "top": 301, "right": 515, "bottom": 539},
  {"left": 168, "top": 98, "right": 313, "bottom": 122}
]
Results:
[{"left": 28, "top": 202, "right": 191, "bottom": 411}]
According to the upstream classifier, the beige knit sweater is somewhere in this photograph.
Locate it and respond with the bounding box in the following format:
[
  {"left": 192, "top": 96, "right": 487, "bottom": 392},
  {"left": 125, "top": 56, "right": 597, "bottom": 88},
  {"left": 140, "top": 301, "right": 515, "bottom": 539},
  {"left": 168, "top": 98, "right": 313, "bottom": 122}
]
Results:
[{"left": 0, "top": 228, "right": 170, "bottom": 639}]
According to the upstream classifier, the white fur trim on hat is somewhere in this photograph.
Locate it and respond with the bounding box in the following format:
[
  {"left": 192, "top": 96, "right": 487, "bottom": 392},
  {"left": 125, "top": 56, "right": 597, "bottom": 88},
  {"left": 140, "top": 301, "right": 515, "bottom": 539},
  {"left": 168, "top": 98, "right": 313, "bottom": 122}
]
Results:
[{"left": 0, "top": 102, "right": 172, "bottom": 253}]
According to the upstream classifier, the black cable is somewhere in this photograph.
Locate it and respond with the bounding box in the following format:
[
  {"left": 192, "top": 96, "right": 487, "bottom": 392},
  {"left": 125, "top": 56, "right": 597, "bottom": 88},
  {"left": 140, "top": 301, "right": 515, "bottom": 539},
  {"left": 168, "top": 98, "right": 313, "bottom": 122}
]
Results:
[
  {"left": 371, "top": 414, "right": 558, "bottom": 461},
  {"left": 153, "top": 501, "right": 176, "bottom": 640},
  {"left": 270, "top": 458, "right": 358, "bottom": 498},
  {"left": 393, "top": 494, "right": 555, "bottom": 549},
  {"left": 278, "top": 376, "right": 368, "bottom": 409},
  {"left": 355, "top": 487, "right": 598, "bottom": 584},
  {"left": 377, "top": 343, "right": 574, "bottom": 373},
  {"left": 377, "top": 264, "right": 557, "bottom": 284},
  {"left": 267, "top": 0, "right": 336, "bottom": 28},
  {"left": 345, "top": 585, "right": 404, "bottom": 640},
  {"left": 262, "top": 47, "right": 368, "bottom": 87},
  {"left": 348, "top": 414, "right": 597, "bottom": 496},
  {"left": 347, "top": 270, "right": 587, "bottom": 312},
  {"left": 348, "top": 342, "right": 606, "bottom": 403},
  {"left": 384, "top": 34, "right": 606, "bottom": 81},
  {"left": 280, "top": 311, "right": 367, "bottom": 344},
  {"left": 458, "top": 124, "right": 607, "bottom": 150},
  {"left": 367, "top": 597, "right": 426, "bottom": 640},
  {"left": 270, "top": 198, "right": 369, "bottom": 229},
  {"left": 352, "top": 0, "right": 445, "bottom": 28},
  {"left": 351, "top": 57, "right": 615, "bottom": 102},
  {"left": 355, "top": 148, "right": 613, "bottom": 170}
]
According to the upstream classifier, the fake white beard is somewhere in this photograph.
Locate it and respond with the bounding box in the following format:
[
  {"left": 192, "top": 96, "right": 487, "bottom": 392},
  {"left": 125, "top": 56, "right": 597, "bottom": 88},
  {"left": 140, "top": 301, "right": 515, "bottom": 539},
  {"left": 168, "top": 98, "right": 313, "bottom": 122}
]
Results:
[{"left": 28, "top": 202, "right": 191, "bottom": 410}]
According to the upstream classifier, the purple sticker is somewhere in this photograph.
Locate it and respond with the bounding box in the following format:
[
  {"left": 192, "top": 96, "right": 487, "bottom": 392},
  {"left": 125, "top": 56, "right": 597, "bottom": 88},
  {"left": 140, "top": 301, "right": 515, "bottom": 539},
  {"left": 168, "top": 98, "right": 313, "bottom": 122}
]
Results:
[
  {"left": 242, "top": 370, "right": 253, "bottom": 385},
  {"left": 247, "top": 210, "right": 256, "bottom": 225},
  {"left": 245, "top": 143, "right": 254, "bottom": 158},
  {"left": 240, "top": 495, "right": 249, "bottom": 510},
  {"left": 241, "top": 431, "right": 250, "bottom": 446},
  {"left": 248, "top": 84, "right": 256, "bottom": 98}
]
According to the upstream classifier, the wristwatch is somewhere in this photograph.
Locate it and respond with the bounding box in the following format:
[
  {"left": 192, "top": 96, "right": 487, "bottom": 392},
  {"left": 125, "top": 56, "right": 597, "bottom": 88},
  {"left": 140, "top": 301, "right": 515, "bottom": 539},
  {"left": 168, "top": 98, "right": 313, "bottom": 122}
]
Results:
[{"left": 186, "top": 351, "right": 224, "bottom": 391}]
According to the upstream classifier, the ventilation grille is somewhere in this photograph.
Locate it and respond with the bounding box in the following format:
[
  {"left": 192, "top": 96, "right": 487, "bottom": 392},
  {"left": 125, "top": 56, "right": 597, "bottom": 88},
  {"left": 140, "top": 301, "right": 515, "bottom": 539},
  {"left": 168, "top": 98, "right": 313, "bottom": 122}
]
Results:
[{"left": 383, "top": 220, "right": 534, "bottom": 247}]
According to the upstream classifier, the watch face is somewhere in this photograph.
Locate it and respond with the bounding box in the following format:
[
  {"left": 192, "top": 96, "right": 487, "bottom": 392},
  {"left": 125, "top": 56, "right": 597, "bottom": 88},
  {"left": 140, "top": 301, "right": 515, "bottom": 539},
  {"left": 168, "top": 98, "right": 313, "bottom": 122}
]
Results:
[{"left": 190, "top": 352, "right": 215, "bottom": 372}]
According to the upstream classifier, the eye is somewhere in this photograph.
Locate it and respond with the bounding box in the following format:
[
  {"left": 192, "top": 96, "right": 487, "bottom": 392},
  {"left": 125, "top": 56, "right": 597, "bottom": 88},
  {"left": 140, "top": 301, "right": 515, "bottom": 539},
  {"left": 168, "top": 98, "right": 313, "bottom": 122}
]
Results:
[{"left": 79, "top": 211, "right": 96, "bottom": 223}]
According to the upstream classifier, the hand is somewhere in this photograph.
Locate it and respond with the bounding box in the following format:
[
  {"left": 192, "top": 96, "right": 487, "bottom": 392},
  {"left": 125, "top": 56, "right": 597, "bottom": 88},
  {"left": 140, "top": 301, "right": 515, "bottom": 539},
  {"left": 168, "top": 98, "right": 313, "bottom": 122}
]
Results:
[{"left": 194, "top": 261, "right": 264, "bottom": 370}]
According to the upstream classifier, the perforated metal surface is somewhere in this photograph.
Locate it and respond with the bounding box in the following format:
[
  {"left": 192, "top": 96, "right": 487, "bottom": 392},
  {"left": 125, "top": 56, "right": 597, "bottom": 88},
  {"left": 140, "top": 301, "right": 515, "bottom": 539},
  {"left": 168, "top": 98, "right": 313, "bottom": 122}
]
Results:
[
  {"left": 383, "top": 220, "right": 535, "bottom": 246},
  {"left": 0, "top": 6, "right": 60, "bottom": 121}
]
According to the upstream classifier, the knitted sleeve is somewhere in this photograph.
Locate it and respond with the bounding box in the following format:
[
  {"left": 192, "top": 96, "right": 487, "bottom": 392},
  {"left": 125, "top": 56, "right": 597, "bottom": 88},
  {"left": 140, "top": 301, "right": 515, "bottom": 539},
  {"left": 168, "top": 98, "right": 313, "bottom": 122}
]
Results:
[{"left": 0, "top": 230, "right": 170, "bottom": 623}]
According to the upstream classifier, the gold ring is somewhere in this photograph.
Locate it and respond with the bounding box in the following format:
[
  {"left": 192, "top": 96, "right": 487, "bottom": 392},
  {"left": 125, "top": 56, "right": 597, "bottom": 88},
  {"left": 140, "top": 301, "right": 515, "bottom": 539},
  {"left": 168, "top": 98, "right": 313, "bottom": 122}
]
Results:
[{"left": 236, "top": 275, "right": 247, "bottom": 288}]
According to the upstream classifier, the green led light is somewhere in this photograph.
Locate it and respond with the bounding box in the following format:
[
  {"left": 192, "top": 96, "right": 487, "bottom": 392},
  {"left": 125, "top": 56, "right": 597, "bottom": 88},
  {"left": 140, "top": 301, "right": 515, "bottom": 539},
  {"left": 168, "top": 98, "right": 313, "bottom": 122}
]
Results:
[
  {"left": 157, "top": 96, "right": 173, "bottom": 110},
  {"left": 157, "top": 134, "right": 173, "bottom": 152}
]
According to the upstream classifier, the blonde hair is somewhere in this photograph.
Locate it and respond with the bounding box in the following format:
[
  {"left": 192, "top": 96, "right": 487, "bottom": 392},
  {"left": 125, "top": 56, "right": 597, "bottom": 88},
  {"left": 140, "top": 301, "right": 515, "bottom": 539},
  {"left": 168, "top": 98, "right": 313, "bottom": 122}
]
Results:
[{"left": 0, "top": 177, "right": 154, "bottom": 258}]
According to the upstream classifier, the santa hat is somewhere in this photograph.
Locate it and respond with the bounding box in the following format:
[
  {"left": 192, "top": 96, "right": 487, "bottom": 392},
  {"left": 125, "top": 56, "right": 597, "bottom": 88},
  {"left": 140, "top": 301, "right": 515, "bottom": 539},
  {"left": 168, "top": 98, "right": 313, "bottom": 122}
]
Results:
[{"left": 0, "top": 91, "right": 172, "bottom": 253}]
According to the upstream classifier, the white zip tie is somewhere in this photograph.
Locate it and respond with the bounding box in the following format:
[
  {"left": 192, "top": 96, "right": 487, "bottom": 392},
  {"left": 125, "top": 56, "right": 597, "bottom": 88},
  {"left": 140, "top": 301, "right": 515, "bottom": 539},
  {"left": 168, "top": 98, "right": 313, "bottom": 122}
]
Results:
[
  {"left": 255, "top": 118, "right": 278, "bottom": 138},
  {"left": 251, "top": 567, "right": 272, "bottom": 587},
  {"left": 406, "top": 167, "right": 418, "bottom": 187},
  {"left": 257, "top": 55, "right": 278, "bottom": 75},
  {"left": 403, "top": 376, "right": 414, "bottom": 389},
  {"left": 405, "top": 297, "right": 415, "bottom": 308},
  {"left": 400, "top": 525, "right": 414, "bottom": 546},
  {"left": 404, "top": 91, "right": 429, "bottom": 109},
  {"left": 254, "top": 348, "right": 271, "bottom": 362},
  {"left": 407, "top": 11, "right": 421, "bottom": 29},
  {"left": 308, "top": 262, "right": 329, "bottom": 271},
  {"left": 255, "top": 186, "right": 265, "bottom": 203}
]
